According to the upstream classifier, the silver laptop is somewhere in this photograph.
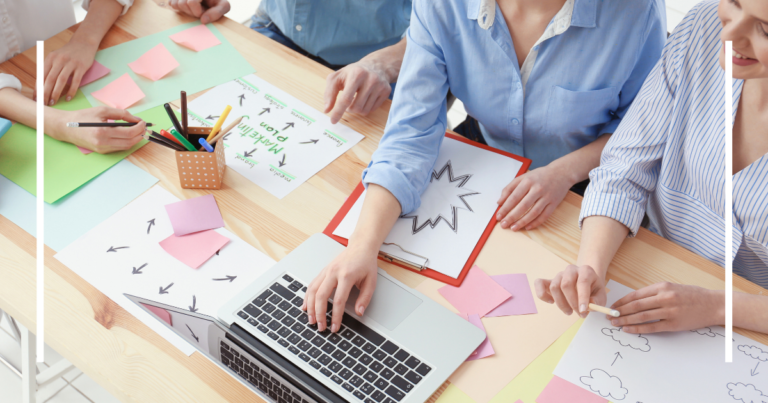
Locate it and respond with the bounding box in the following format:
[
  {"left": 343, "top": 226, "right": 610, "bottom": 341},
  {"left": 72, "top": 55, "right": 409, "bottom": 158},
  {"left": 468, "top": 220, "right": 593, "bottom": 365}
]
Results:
[{"left": 128, "top": 233, "right": 484, "bottom": 403}]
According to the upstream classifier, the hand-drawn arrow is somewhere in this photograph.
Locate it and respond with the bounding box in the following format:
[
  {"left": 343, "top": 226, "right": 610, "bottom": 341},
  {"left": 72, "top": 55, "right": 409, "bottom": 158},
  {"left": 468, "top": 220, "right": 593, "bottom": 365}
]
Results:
[
  {"left": 213, "top": 275, "right": 237, "bottom": 282},
  {"left": 751, "top": 362, "right": 760, "bottom": 376},
  {"left": 243, "top": 148, "right": 256, "bottom": 158},
  {"left": 259, "top": 108, "right": 270, "bottom": 116},
  {"left": 185, "top": 324, "right": 199, "bottom": 342},
  {"left": 223, "top": 133, "right": 231, "bottom": 141},
  {"left": 146, "top": 218, "right": 155, "bottom": 234},
  {"left": 206, "top": 115, "right": 220, "bottom": 120},
  {"left": 159, "top": 283, "right": 174, "bottom": 294},
  {"left": 107, "top": 246, "right": 129, "bottom": 253},
  {"left": 132, "top": 263, "right": 147, "bottom": 274},
  {"left": 238, "top": 94, "right": 245, "bottom": 107},
  {"left": 283, "top": 122, "right": 294, "bottom": 130},
  {"left": 300, "top": 139, "right": 319, "bottom": 144},
  {"left": 189, "top": 295, "right": 198, "bottom": 313},
  {"left": 611, "top": 352, "right": 622, "bottom": 366},
  {"left": 278, "top": 154, "right": 286, "bottom": 167}
]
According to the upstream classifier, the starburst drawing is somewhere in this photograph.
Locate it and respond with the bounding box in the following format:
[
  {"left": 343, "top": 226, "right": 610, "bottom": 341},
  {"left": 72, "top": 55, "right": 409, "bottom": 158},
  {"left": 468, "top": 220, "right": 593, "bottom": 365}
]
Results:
[{"left": 401, "top": 160, "right": 479, "bottom": 234}]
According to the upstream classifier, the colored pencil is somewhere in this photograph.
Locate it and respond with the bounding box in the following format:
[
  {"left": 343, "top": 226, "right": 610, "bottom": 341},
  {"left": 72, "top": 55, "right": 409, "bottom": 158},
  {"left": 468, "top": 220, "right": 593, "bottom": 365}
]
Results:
[{"left": 180, "top": 91, "right": 188, "bottom": 138}]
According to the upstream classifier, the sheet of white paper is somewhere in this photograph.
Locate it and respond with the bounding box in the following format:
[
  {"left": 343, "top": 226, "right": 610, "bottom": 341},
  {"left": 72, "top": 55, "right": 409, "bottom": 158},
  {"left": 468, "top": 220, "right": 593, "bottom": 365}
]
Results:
[
  {"left": 55, "top": 186, "right": 276, "bottom": 356},
  {"left": 185, "top": 74, "right": 364, "bottom": 199},
  {"left": 554, "top": 280, "right": 768, "bottom": 402},
  {"left": 334, "top": 137, "right": 524, "bottom": 279}
]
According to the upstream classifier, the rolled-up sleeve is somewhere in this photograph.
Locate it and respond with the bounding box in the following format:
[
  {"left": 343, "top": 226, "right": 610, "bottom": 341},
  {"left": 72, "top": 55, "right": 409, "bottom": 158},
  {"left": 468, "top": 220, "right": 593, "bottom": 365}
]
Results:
[
  {"left": 0, "top": 73, "right": 22, "bottom": 92},
  {"left": 82, "top": 0, "right": 134, "bottom": 15},
  {"left": 599, "top": 0, "right": 666, "bottom": 136},
  {"left": 581, "top": 17, "right": 687, "bottom": 236},
  {"left": 362, "top": 0, "right": 449, "bottom": 214}
]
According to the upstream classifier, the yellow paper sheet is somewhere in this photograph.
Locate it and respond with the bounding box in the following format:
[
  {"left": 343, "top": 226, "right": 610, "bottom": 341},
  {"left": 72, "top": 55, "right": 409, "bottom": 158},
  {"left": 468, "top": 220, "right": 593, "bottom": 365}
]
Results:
[{"left": 416, "top": 228, "right": 579, "bottom": 403}]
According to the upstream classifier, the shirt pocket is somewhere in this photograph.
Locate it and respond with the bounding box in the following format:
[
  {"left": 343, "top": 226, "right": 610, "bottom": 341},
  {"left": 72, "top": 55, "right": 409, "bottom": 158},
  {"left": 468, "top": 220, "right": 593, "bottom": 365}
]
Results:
[{"left": 545, "top": 85, "right": 618, "bottom": 136}]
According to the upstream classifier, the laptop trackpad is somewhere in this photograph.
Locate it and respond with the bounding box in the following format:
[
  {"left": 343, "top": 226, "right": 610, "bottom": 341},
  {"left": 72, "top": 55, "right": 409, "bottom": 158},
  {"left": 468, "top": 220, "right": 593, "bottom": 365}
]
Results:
[{"left": 344, "top": 274, "right": 422, "bottom": 331}]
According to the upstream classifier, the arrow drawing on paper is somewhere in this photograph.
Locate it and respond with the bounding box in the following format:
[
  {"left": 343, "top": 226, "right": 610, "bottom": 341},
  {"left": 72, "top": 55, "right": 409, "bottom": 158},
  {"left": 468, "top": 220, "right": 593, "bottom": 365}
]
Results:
[
  {"left": 300, "top": 139, "right": 318, "bottom": 144},
  {"left": 244, "top": 148, "right": 256, "bottom": 158},
  {"left": 132, "top": 263, "right": 147, "bottom": 274},
  {"left": 206, "top": 115, "right": 220, "bottom": 120},
  {"left": 185, "top": 324, "right": 199, "bottom": 342},
  {"left": 159, "top": 283, "right": 174, "bottom": 294},
  {"left": 611, "top": 352, "right": 622, "bottom": 366},
  {"left": 146, "top": 218, "right": 155, "bottom": 234},
  {"left": 189, "top": 295, "right": 198, "bottom": 313},
  {"left": 752, "top": 362, "right": 761, "bottom": 376},
  {"left": 278, "top": 154, "right": 286, "bottom": 167},
  {"left": 283, "top": 122, "right": 294, "bottom": 130},
  {"left": 223, "top": 133, "right": 231, "bottom": 141},
  {"left": 259, "top": 108, "right": 270, "bottom": 116},
  {"left": 238, "top": 94, "right": 245, "bottom": 107},
  {"left": 213, "top": 275, "right": 237, "bottom": 282},
  {"left": 107, "top": 246, "right": 129, "bottom": 252}
]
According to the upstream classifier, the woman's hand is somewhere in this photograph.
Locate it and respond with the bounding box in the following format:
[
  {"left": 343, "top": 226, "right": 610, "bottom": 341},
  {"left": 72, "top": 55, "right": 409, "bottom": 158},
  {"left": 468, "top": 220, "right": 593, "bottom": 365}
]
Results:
[
  {"left": 302, "top": 243, "right": 380, "bottom": 333},
  {"left": 609, "top": 282, "right": 724, "bottom": 334},
  {"left": 43, "top": 40, "right": 99, "bottom": 105},
  {"left": 168, "top": 0, "right": 231, "bottom": 23},
  {"left": 49, "top": 106, "right": 146, "bottom": 154},
  {"left": 536, "top": 264, "right": 607, "bottom": 318},
  {"left": 496, "top": 164, "right": 575, "bottom": 231}
]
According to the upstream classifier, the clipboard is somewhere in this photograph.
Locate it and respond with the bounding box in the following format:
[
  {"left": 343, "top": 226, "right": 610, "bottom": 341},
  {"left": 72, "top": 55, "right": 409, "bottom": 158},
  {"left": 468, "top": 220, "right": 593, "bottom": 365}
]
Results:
[{"left": 323, "top": 132, "right": 532, "bottom": 287}]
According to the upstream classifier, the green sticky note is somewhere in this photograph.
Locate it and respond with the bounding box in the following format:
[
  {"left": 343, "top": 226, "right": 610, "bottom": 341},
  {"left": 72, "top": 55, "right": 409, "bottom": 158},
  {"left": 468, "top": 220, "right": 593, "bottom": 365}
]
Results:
[
  {"left": 0, "top": 91, "right": 171, "bottom": 203},
  {"left": 82, "top": 22, "right": 255, "bottom": 114}
]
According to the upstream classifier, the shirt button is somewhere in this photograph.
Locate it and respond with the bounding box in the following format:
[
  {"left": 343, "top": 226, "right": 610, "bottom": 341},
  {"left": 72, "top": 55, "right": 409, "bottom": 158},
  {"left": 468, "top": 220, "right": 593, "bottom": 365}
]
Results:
[
  {"left": 295, "top": 25, "right": 302, "bottom": 31},
  {"left": 512, "top": 118, "right": 520, "bottom": 125}
]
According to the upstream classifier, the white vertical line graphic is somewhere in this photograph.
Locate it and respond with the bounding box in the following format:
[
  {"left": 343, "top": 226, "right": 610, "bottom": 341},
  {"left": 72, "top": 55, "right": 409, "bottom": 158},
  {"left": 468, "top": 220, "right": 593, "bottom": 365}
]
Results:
[
  {"left": 36, "top": 41, "right": 45, "bottom": 363},
  {"left": 724, "top": 41, "right": 733, "bottom": 363}
]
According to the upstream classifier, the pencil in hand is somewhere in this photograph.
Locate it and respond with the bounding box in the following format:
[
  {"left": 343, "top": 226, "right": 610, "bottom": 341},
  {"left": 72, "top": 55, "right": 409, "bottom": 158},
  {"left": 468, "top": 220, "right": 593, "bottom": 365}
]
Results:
[
  {"left": 67, "top": 122, "right": 153, "bottom": 128},
  {"left": 588, "top": 303, "right": 620, "bottom": 317}
]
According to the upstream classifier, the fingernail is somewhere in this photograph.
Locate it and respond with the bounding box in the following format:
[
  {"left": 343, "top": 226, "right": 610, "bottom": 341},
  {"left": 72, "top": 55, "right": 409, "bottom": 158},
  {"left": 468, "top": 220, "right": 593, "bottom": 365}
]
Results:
[
  {"left": 500, "top": 221, "right": 507, "bottom": 228},
  {"left": 66, "top": 96, "right": 72, "bottom": 102},
  {"left": 497, "top": 214, "right": 502, "bottom": 220},
  {"left": 358, "top": 306, "right": 365, "bottom": 315},
  {"left": 308, "top": 316, "right": 315, "bottom": 324},
  {"left": 511, "top": 224, "right": 519, "bottom": 231},
  {"left": 331, "top": 323, "right": 339, "bottom": 333},
  {"left": 49, "top": 99, "right": 54, "bottom": 106},
  {"left": 579, "top": 304, "right": 586, "bottom": 313},
  {"left": 611, "top": 320, "right": 618, "bottom": 326}
]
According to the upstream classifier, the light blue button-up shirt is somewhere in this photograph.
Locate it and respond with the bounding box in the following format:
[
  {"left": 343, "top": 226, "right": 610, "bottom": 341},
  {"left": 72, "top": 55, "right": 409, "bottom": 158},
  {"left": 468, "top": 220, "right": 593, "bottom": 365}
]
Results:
[
  {"left": 252, "top": 0, "right": 412, "bottom": 66},
  {"left": 363, "top": 0, "right": 666, "bottom": 214}
]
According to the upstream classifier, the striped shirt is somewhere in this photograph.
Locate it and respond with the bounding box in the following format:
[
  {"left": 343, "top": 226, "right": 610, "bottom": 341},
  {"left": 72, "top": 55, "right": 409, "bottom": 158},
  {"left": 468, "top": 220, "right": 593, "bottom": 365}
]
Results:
[{"left": 580, "top": 0, "right": 768, "bottom": 289}]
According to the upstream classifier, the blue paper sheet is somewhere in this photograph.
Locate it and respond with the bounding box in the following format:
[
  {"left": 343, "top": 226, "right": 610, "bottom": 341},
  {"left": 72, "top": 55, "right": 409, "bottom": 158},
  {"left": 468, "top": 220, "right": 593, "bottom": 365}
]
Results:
[{"left": 0, "top": 160, "right": 158, "bottom": 251}]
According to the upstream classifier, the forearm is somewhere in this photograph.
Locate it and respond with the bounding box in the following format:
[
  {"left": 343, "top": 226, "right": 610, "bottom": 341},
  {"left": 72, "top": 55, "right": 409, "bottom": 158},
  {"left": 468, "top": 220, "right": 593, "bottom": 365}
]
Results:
[
  {"left": 549, "top": 133, "right": 612, "bottom": 185},
  {"left": 576, "top": 215, "right": 629, "bottom": 279},
  {"left": 733, "top": 292, "right": 768, "bottom": 334},
  {"left": 73, "top": 0, "right": 124, "bottom": 48},
  {"left": 0, "top": 88, "right": 36, "bottom": 128},
  {"left": 349, "top": 184, "right": 402, "bottom": 253},
  {"left": 360, "top": 37, "right": 407, "bottom": 83}
]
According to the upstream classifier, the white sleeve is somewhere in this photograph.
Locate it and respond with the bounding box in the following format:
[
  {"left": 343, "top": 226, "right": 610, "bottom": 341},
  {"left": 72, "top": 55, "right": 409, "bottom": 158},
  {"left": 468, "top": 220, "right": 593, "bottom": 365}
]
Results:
[
  {"left": 82, "top": 0, "right": 134, "bottom": 16},
  {"left": 0, "top": 73, "right": 22, "bottom": 92}
]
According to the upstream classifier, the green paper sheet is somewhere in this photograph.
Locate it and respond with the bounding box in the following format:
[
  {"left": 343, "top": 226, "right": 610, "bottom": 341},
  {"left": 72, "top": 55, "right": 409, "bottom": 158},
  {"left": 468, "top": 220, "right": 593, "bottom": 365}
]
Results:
[
  {"left": 82, "top": 22, "right": 255, "bottom": 114},
  {"left": 0, "top": 92, "right": 174, "bottom": 203}
]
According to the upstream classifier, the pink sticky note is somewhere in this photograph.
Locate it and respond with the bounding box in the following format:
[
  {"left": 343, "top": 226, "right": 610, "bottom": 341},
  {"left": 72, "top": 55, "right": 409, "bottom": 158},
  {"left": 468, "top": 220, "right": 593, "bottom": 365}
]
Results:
[
  {"left": 141, "top": 303, "right": 173, "bottom": 326},
  {"left": 485, "top": 274, "right": 538, "bottom": 317},
  {"left": 536, "top": 376, "right": 608, "bottom": 403},
  {"left": 159, "top": 230, "right": 229, "bottom": 269},
  {"left": 438, "top": 265, "right": 512, "bottom": 317},
  {"left": 128, "top": 43, "right": 179, "bottom": 81},
  {"left": 77, "top": 146, "right": 94, "bottom": 154},
  {"left": 79, "top": 60, "right": 110, "bottom": 86},
  {"left": 165, "top": 194, "right": 225, "bottom": 236},
  {"left": 460, "top": 313, "right": 494, "bottom": 361},
  {"left": 170, "top": 24, "right": 221, "bottom": 52},
  {"left": 91, "top": 73, "right": 145, "bottom": 109}
]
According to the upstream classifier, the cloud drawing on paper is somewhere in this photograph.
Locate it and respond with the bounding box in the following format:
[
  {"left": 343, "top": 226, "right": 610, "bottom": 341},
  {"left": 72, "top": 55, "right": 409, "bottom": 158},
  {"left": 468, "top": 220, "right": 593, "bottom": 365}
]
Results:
[
  {"left": 691, "top": 327, "right": 718, "bottom": 337},
  {"left": 580, "top": 369, "right": 628, "bottom": 400},
  {"left": 400, "top": 160, "right": 479, "bottom": 234},
  {"left": 738, "top": 345, "right": 768, "bottom": 362},
  {"left": 601, "top": 327, "right": 651, "bottom": 352},
  {"left": 727, "top": 382, "right": 768, "bottom": 403}
]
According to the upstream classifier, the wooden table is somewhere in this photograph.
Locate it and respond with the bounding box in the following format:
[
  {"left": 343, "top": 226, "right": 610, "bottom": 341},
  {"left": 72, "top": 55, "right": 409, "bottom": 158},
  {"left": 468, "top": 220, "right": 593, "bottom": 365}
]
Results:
[{"left": 1, "top": 0, "right": 765, "bottom": 401}]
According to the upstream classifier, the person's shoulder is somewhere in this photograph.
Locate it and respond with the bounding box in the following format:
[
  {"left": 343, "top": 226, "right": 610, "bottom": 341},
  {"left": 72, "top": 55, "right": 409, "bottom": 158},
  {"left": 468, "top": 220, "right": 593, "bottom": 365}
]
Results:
[
  {"left": 592, "top": 0, "right": 664, "bottom": 36},
  {"left": 412, "top": 0, "right": 467, "bottom": 24},
  {"left": 668, "top": 0, "right": 721, "bottom": 50}
]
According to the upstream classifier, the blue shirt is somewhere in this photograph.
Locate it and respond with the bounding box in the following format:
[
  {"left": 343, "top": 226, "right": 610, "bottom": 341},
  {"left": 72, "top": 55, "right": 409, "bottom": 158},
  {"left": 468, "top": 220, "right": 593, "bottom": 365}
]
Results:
[
  {"left": 581, "top": 0, "right": 768, "bottom": 288},
  {"left": 252, "top": 0, "right": 412, "bottom": 66},
  {"left": 363, "top": 0, "right": 666, "bottom": 215}
]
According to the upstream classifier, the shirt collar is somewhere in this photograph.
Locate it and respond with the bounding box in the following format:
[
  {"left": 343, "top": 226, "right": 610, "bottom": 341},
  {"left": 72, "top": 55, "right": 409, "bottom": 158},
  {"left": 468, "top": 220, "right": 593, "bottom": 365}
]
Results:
[{"left": 467, "top": 0, "right": 596, "bottom": 28}]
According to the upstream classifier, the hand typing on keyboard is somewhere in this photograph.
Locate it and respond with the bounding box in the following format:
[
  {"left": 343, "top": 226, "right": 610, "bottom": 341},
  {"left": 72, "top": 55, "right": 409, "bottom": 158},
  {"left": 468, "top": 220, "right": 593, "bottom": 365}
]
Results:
[{"left": 302, "top": 245, "right": 379, "bottom": 333}]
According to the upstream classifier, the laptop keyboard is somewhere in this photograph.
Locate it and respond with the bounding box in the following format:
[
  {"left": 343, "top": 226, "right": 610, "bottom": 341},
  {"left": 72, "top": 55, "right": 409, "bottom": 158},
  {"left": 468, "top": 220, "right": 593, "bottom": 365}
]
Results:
[{"left": 236, "top": 274, "right": 432, "bottom": 402}]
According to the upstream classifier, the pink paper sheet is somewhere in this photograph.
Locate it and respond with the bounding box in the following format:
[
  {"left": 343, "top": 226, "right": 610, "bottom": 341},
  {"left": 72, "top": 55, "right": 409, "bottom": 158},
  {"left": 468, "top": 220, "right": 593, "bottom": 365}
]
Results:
[
  {"left": 159, "top": 230, "right": 229, "bottom": 269},
  {"left": 536, "top": 376, "right": 608, "bottom": 403},
  {"left": 169, "top": 24, "right": 221, "bottom": 52},
  {"left": 79, "top": 60, "right": 110, "bottom": 86},
  {"left": 128, "top": 43, "right": 179, "bottom": 81},
  {"left": 141, "top": 303, "right": 173, "bottom": 326},
  {"left": 438, "top": 265, "right": 511, "bottom": 317},
  {"left": 459, "top": 313, "right": 494, "bottom": 361},
  {"left": 165, "top": 194, "right": 225, "bottom": 236},
  {"left": 486, "top": 273, "right": 538, "bottom": 317},
  {"left": 77, "top": 146, "right": 94, "bottom": 155},
  {"left": 91, "top": 73, "right": 145, "bottom": 109}
]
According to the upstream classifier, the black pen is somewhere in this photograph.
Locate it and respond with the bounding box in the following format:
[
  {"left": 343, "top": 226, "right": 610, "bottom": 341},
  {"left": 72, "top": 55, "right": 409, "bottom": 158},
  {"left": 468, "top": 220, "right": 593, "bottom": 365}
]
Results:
[
  {"left": 163, "top": 103, "right": 186, "bottom": 139},
  {"left": 146, "top": 130, "right": 187, "bottom": 151},
  {"left": 67, "top": 122, "right": 154, "bottom": 127}
]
